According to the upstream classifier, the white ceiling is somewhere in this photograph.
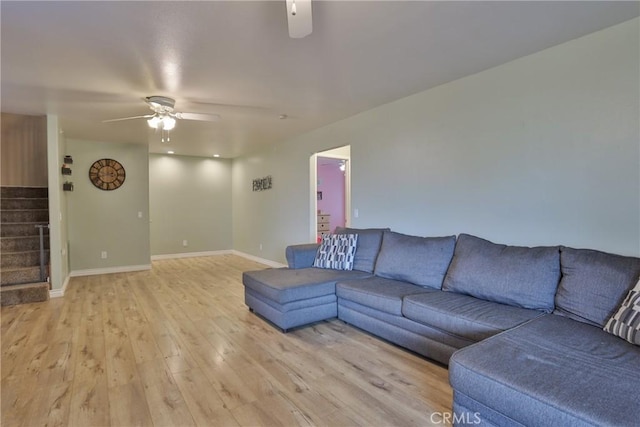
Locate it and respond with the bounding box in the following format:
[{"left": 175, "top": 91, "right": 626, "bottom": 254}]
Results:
[{"left": 2, "top": 1, "right": 638, "bottom": 158}]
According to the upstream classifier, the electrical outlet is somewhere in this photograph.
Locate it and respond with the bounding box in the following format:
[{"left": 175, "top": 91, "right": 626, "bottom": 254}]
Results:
[
  {"left": 182, "top": 240, "right": 188, "bottom": 247},
  {"left": 101, "top": 251, "right": 107, "bottom": 259},
  {"left": 138, "top": 211, "right": 143, "bottom": 219},
  {"left": 259, "top": 243, "right": 263, "bottom": 251},
  {"left": 354, "top": 208, "right": 359, "bottom": 218}
]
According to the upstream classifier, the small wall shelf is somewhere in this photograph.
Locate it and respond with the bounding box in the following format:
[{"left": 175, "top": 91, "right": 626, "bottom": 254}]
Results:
[{"left": 62, "top": 155, "right": 73, "bottom": 191}]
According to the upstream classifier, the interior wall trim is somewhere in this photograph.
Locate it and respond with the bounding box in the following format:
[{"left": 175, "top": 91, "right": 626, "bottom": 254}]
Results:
[
  {"left": 150, "top": 250, "right": 232, "bottom": 260},
  {"left": 49, "top": 275, "right": 70, "bottom": 298},
  {"left": 69, "top": 264, "right": 152, "bottom": 277},
  {"left": 231, "top": 250, "right": 287, "bottom": 268}
]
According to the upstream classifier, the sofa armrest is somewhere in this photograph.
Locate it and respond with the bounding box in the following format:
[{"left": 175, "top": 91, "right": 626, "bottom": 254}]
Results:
[{"left": 285, "top": 243, "right": 320, "bottom": 269}]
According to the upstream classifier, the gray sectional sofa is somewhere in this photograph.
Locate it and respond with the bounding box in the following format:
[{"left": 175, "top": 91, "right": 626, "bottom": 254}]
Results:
[{"left": 242, "top": 228, "right": 640, "bottom": 426}]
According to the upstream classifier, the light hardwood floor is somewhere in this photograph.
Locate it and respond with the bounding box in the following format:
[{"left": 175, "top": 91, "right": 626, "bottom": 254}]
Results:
[{"left": 1, "top": 255, "right": 452, "bottom": 426}]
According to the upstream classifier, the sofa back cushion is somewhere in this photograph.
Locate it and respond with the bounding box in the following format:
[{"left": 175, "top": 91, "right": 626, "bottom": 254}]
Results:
[
  {"left": 335, "top": 227, "right": 389, "bottom": 273},
  {"left": 442, "top": 234, "right": 560, "bottom": 312},
  {"left": 373, "top": 231, "right": 456, "bottom": 289},
  {"left": 554, "top": 247, "right": 640, "bottom": 327}
]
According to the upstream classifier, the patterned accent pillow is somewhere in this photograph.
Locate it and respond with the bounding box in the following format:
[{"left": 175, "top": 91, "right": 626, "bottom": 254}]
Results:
[
  {"left": 313, "top": 234, "right": 358, "bottom": 270},
  {"left": 603, "top": 278, "right": 640, "bottom": 345}
]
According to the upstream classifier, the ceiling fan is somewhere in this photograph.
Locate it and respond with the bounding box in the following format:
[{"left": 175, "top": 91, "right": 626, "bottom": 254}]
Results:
[
  {"left": 286, "top": 0, "right": 312, "bottom": 38},
  {"left": 103, "top": 96, "right": 220, "bottom": 141}
]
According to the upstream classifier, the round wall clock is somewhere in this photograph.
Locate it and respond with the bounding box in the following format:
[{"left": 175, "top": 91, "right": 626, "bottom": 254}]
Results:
[{"left": 89, "top": 158, "right": 126, "bottom": 191}]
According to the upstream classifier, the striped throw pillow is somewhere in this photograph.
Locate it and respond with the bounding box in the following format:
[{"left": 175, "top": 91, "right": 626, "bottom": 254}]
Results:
[
  {"left": 313, "top": 234, "right": 358, "bottom": 270},
  {"left": 603, "top": 278, "right": 640, "bottom": 345}
]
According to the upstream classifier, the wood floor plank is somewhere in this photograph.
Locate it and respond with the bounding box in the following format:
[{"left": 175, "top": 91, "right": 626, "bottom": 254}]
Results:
[
  {"left": 136, "top": 358, "right": 196, "bottom": 427},
  {"left": 43, "top": 302, "right": 81, "bottom": 385},
  {"left": 230, "top": 400, "right": 283, "bottom": 427},
  {"left": 68, "top": 275, "right": 110, "bottom": 427},
  {"left": 1, "top": 304, "right": 27, "bottom": 338},
  {"left": 187, "top": 343, "right": 258, "bottom": 410},
  {"left": 103, "top": 293, "right": 139, "bottom": 387},
  {"left": 107, "top": 379, "right": 154, "bottom": 427},
  {"left": 24, "top": 380, "right": 73, "bottom": 427},
  {"left": 173, "top": 368, "right": 229, "bottom": 424},
  {"left": 2, "top": 302, "right": 57, "bottom": 379},
  {"left": 1, "top": 254, "right": 453, "bottom": 426},
  {"left": 1, "top": 373, "right": 38, "bottom": 427},
  {"left": 68, "top": 376, "right": 110, "bottom": 427}
]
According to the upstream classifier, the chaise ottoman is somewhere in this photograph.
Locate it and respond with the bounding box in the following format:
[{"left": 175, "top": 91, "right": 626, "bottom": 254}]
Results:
[{"left": 243, "top": 267, "right": 370, "bottom": 331}]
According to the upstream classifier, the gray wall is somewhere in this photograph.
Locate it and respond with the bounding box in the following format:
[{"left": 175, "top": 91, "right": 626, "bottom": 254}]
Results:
[
  {"left": 149, "top": 154, "right": 232, "bottom": 256},
  {"left": 233, "top": 18, "right": 640, "bottom": 262},
  {"left": 66, "top": 139, "right": 150, "bottom": 271}
]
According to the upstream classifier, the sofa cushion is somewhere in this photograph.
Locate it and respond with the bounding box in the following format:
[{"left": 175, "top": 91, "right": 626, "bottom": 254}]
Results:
[
  {"left": 603, "top": 277, "right": 640, "bottom": 345},
  {"left": 313, "top": 234, "right": 358, "bottom": 270},
  {"left": 285, "top": 243, "right": 320, "bottom": 269},
  {"left": 243, "top": 268, "right": 370, "bottom": 304},
  {"left": 554, "top": 246, "right": 640, "bottom": 328},
  {"left": 338, "top": 298, "right": 469, "bottom": 364},
  {"left": 373, "top": 231, "right": 456, "bottom": 289},
  {"left": 335, "top": 227, "right": 389, "bottom": 273},
  {"left": 449, "top": 315, "right": 640, "bottom": 426},
  {"left": 402, "top": 291, "right": 543, "bottom": 342},
  {"left": 442, "top": 234, "right": 560, "bottom": 312},
  {"left": 336, "top": 277, "right": 435, "bottom": 316}
]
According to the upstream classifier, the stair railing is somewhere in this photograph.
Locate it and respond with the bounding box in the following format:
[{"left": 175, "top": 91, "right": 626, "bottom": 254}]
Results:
[{"left": 34, "top": 224, "right": 50, "bottom": 282}]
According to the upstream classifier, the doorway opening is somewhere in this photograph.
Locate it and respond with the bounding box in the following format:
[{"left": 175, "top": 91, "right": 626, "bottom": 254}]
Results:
[{"left": 310, "top": 146, "right": 351, "bottom": 242}]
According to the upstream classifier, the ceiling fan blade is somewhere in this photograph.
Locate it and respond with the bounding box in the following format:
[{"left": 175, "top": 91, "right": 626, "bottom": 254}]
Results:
[
  {"left": 286, "top": 0, "right": 312, "bottom": 38},
  {"left": 187, "top": 100, "right": 269, "bottom": 112},
  {"left": 103, "top": 114, "right": 154, "bottom": 123},
  {"left": 175, "top": 112, "right": 220, "bottom": 122}
]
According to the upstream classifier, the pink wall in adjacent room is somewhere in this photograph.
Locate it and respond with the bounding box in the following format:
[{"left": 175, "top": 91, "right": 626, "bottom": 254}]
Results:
[{"left": 317, "top": 158, "right": 345, "bottom": 233}]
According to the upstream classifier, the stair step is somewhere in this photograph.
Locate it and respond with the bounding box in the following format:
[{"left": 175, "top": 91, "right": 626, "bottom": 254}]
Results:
[
  {"left": 1, "top": 282, "right": 49, "bottom": 306},
  {"left": 1, "top": 250, "right": 49, "bottom": 268},
  {"left": 1, "top": 209, "right": 49, "bottom": 223},
  {"left": 1, "top": 266, "right": 43, "bottom": 286},
  {"left": 1, "top": 236, "right": 50, "bottom": 252},
  {"left": 0, "top": 187, "right": 48, "bottom": 199},
  {"left": 1, "top": 198, "right": 48, "bottom": 210},
  {"left": 0, "top": 223, "right": 49, "bottom": 237}
]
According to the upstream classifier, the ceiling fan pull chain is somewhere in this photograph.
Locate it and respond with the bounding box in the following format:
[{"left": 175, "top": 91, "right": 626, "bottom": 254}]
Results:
[{"left": 160, "top": 128, "right": 171, "bottom": 143}]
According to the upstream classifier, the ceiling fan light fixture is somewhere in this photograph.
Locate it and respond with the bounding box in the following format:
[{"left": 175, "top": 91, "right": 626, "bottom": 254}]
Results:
[
  {"left": 147, "top": 114, "right": 176, "bottom": 130},
  {"left": 162, "top": 116, "right": 176, "bottom": 131},
  {"left": 147, "top": 116, "right": 161, "bottom": 128}
]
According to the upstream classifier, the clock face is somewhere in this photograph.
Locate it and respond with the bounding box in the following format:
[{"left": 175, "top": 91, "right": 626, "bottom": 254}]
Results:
[{"left": 89, "top": 158, "right": 126, "bottom": 191}]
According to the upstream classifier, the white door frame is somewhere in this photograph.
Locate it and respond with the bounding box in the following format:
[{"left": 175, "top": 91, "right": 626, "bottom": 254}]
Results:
[{"left": 310, "top": 146, "right": 351, "bottom": 242}]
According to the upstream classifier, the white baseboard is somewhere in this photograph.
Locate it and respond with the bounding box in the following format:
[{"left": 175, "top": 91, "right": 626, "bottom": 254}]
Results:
[
  {"left": 150, "top": 249, "right": 285, "bottom": 268},
  {"left": 49, "top": 275, "right": 70, "bottom": 298},
  {"left": 65, "top": 252, "right": 282, "bottom": 280},
  {"left": 231, "top": 250, "right": 287, "bottom": 268},
  {"left": 70, "top": 264, "right": 152, "bottom": 277},
  {"left": 151, "top": 250, "right": 232, "bottom": 261}
]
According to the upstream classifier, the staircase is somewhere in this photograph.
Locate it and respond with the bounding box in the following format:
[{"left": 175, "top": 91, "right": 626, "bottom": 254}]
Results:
[{"left": 1, "top": 186, "right": 50, "bottom": 305}]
